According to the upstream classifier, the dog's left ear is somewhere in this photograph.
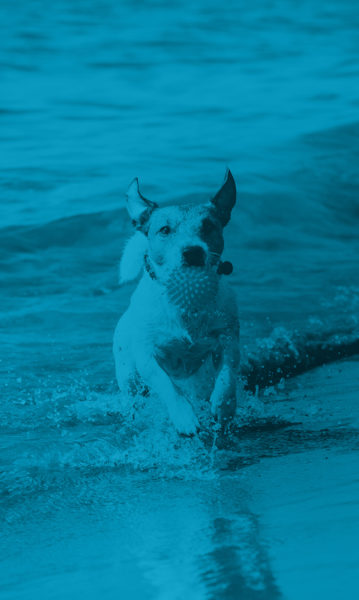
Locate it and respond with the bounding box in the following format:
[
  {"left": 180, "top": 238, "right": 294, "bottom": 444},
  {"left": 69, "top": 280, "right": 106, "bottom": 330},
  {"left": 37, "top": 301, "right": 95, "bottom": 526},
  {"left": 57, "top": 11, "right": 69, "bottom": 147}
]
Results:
[
  {"left": 210, "top": 169, "right": 236, "bottom": 226},
  {"left": 126, "top": 178, "right": 158, "bottom": 230}
]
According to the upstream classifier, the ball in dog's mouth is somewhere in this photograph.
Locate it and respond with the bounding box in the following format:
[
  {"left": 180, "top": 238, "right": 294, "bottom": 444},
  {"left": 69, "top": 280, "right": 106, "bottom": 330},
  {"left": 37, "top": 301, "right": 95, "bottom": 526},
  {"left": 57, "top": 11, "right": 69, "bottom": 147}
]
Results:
[{"left": 166, "top": 267, "right": 219, "bottom": 312}]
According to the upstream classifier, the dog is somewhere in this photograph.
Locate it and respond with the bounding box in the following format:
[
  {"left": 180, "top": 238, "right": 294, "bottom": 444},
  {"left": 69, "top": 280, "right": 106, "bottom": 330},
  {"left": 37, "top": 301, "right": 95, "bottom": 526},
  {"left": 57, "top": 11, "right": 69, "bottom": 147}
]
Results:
[{"left": 113, "top": 169, "right": 239, "bottom": 435}]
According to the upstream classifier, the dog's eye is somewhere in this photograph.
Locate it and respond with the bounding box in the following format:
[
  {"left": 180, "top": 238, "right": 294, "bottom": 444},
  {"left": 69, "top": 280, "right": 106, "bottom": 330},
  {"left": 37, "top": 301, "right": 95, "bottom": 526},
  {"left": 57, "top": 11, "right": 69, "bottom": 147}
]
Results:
[{"left": 158, "top": 225, "right": 171, "bottom": 235}]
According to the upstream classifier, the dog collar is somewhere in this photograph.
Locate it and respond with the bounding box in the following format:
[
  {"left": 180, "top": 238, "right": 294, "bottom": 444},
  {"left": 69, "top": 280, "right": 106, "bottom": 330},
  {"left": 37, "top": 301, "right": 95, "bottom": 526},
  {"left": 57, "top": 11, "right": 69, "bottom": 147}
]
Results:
[
  {"left": 144, "top": 254, "right": 157, "bottom": 280},
  {"left": 144, "top": 254, "right": 233, "bottom": 280}
]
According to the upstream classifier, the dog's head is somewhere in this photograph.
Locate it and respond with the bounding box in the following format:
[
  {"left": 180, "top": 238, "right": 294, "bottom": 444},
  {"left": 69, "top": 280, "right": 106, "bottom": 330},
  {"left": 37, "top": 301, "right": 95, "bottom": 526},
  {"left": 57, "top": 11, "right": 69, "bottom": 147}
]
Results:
[{"left": 119, "top": 170, "right": 236, "bottom": 284}]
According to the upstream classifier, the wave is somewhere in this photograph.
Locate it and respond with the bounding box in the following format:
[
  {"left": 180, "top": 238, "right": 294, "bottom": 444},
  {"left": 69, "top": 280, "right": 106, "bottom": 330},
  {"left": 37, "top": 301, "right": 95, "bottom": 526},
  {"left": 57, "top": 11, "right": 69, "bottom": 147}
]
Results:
[
  {"left": 0, "top": 207, "right": 127, "bottom": 258},
  {"left": 242, "top": 321, "right": 359, "bottom": 392}
]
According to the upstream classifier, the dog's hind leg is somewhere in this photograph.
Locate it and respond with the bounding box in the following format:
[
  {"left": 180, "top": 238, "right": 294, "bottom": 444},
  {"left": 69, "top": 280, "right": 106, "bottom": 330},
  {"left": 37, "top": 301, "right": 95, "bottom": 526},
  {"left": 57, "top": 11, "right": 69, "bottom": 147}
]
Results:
[{"left": 136, "top": 355, "right": 199, "bottom": 436}]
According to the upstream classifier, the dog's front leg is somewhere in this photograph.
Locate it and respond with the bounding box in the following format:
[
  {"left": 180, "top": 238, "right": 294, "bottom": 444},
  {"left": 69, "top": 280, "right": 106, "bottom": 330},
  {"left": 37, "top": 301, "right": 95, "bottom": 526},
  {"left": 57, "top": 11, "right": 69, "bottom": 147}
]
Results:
[
  {"left": 137, "top": 355, "right": 199, "bottom": 435},
  {"left": 210, "top": 334, "right": 239, "bottom": 425}
]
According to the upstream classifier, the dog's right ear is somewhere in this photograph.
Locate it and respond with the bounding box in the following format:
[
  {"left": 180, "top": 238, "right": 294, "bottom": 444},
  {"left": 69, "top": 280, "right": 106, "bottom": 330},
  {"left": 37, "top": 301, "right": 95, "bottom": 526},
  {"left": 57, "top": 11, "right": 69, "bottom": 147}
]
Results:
[
  {"left": 126, "top": 178, "right": 158, "bottom": 231},
  {"left": 119, "top": 230, "right": 148, "bottom": 285}
]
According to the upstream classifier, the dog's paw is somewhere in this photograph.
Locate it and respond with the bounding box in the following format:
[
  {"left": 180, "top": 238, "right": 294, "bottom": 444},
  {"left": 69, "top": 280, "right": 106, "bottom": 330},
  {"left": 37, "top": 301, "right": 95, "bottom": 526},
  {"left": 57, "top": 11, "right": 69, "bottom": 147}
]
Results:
[{"left": 169, "top": 399, "right": 199, "bottom": 436}]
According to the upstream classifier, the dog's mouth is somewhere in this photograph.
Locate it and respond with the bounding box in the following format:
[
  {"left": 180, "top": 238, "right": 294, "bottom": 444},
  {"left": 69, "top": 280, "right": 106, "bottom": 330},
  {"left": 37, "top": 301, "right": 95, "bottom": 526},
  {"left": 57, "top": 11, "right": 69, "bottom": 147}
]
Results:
[{"left": 144, "top": 248, "right": 233, "bottom": 283}]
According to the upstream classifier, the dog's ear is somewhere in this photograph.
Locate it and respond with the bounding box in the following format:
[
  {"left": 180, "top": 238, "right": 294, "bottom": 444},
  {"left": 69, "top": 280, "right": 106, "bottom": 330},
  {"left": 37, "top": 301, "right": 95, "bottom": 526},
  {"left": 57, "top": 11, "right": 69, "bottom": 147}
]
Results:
[
  {"left": 119, "top": 230, "right": 148, "bottom": 284},
  {"left": 210, "top": 169, "right": 236, "bottom": 226},
  {"left": 126, "top": 178, "right": 158, "bottom": 230}
]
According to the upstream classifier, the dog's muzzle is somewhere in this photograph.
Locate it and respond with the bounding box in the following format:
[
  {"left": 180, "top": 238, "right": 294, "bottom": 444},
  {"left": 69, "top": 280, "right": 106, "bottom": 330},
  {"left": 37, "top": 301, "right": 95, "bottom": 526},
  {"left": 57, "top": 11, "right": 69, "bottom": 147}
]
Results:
[{"left": 182, "top": 246, "right": 206, "bottom": 267}]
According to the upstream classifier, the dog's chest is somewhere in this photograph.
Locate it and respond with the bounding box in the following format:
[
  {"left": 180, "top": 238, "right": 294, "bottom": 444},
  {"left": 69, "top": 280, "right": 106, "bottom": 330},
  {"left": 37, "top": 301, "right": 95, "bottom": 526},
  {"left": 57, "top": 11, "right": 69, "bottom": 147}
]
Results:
[
  {"left": 155, "top": 336, "right": 215, "bottom": 379},
  {"left": 154, "top": 307, "right": 228, "bottom": 379}
]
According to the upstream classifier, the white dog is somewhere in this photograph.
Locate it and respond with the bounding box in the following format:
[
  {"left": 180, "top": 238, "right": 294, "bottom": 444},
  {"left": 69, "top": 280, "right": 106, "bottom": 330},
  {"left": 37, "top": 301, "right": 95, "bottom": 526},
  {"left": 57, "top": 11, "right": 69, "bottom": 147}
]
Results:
[{"left": 113, "top": 170, "right": 239, "bottom": 435}]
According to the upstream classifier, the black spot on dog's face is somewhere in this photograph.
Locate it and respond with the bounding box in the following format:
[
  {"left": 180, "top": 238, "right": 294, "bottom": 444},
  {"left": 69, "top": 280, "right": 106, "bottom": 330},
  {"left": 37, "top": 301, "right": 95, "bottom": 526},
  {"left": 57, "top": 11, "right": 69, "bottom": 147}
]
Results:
[
  {"left": 145, "top": 204, "right": 225, "bottom": 278},
  {"left": 199, "top": 212, "right": 224, "bottom": 257}
]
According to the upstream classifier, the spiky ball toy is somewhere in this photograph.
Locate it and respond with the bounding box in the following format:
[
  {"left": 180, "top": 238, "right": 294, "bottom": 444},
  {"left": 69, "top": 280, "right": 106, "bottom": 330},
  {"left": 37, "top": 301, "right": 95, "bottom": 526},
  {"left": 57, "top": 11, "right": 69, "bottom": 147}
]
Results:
[{"left": 166, "top": 267, "right": 219, "bottom": 313}]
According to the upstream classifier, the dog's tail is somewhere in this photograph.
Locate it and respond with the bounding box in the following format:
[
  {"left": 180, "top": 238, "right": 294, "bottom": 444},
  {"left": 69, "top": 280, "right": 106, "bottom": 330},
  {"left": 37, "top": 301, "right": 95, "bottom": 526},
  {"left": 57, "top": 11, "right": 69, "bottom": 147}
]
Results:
[{"left": 241, "top": 322, "right": 359, "bottom": 392}]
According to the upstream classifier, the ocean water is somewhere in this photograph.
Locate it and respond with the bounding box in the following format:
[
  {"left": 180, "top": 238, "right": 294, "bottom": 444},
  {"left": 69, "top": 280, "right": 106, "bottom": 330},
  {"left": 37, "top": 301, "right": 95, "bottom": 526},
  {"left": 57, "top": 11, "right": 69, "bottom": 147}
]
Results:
[{"left": 1, "top": 1, "right": 359, "bottom": 598}]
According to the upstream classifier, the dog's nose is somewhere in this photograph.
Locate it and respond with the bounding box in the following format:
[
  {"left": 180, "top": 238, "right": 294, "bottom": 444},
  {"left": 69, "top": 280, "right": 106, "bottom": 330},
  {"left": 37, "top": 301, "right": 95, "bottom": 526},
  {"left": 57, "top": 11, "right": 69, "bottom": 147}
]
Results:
[{"left": 182, "top": 246, "right": 206, "bottom": 267}]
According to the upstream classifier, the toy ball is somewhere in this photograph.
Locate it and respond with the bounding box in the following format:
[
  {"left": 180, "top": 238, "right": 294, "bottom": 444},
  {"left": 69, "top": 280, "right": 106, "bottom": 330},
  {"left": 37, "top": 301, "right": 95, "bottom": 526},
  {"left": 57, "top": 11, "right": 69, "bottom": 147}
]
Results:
[{"left": 166, "top": 267, "right": 219, "bottom": 312}]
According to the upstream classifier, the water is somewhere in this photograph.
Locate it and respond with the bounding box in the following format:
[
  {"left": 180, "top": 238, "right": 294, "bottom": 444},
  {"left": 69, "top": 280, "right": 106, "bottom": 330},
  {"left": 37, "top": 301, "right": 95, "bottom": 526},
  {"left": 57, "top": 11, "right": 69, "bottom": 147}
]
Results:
[{"left": 1, "top": 1, "right": 359, "bottom": 598}]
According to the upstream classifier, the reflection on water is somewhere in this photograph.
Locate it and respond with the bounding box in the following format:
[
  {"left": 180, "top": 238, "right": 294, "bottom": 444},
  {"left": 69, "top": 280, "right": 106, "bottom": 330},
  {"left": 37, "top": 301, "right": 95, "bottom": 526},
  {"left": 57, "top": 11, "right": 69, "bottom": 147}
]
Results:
[{"left": 2, "top": 470, "right": 283, "bottom": 600}]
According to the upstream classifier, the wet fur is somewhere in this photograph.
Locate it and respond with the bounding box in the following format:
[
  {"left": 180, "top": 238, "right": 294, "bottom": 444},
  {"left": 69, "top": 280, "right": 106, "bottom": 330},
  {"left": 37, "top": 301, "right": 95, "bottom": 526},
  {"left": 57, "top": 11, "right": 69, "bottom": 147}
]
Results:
[{"left": 113, "top": 171, "right": 239, "bottom": 435}]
